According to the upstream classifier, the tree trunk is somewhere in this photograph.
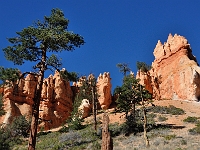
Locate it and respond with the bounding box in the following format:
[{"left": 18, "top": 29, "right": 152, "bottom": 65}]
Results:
[
  {"left": 92, "top": 86, "right": 97, "bottom": 131},
  {"left": 131, "top": 102, "right": 135, "bottom": 121},
  {"left": 143, "top": 106, "right": 149, "bottom": 147},
  {"left": 28, "top": 49, "right": 46, "bottom": 150},
  {"left": 101, "top": 112, "right": 113, "bottom": 150},
  {"left": 140, "top": 85, "right": 149, "bottom": 147}
]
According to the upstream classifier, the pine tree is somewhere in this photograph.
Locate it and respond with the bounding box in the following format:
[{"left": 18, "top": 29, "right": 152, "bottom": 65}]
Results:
[
  {"left": 136, "top": 61, "right": 151, "bottom": 73},
  {"left": 2, "top": 8, "right": 84, "bottom": 150},
  {"left": 116, "top": 63, "right": 131, "bottom": 77},
  {"left": 115, "top": 74, "right": 141, "bottom": 123},
  {"left": 116, "top": 74, "right": 152, "bottom": 146}
]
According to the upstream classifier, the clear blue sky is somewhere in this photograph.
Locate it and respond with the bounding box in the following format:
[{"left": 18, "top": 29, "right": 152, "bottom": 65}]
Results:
[{"left": 1, "top": 1, "right": 200, "bottom": 92}]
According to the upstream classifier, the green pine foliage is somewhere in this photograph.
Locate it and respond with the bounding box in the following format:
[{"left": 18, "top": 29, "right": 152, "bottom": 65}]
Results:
[
  {"left": 3, "top": 8, "right": 84, "bottom": 66},
  {"left": 115, "top": 75, "right": 140, "bottom": 114},
  {"left": 115, "top": 74, "right": 152, "bottom": 136},
  {"left": 2, "top": 8, "right": 85, "bottom": 149},
  {"left": 0, "top": 67, "right": 20, "bottom": 85},
  {"left": 136, "top": 61, "right": 151, "bottom": 73},
  {"left": 116, "top": 63, "right": 131, "bottom": 76},
  {"left": 0, "top": 115, "right": 30, "bottom": 150},
  {"left": 10, "top": 115, "right": 30, "bottom": 137},
  {"left": 59, "top": 69, "right": 79, "bottom": 82},
  {"left": 67, "top": 75, "right": 98, "bottom": 130},
  {"left": 0, "top": 94, "right": 5, "bottom": 116}
]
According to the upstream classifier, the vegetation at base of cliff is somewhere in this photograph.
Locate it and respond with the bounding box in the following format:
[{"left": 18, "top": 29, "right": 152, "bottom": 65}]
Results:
[
  {"left": 5, "top": 109, "right": 200, "bottom": 150},
  {"left": 0, "top": 115, "right": 30, "bottom": 150}
]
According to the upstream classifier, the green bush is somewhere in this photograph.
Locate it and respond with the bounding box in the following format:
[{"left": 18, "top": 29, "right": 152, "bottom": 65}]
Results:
[
  {"left": 149, "top": 105, "right": 185, "bottom": 115},
  {"left": 158, "top": 115, "right": 168, "bottom": 122},
  {"left": 164, "top": 134, "right": 176, "bottom": 140},
  {"left": 0, "top": 115, "right": 30, "bottom": 150},
  {"left": 58, "top": 126, "right": 69, "bottom": 133},
  {"left": 10, "top": 115, "right": 30, "bottom": 137},
  {"left": 189, "top": 122, "right": 200, "bottom": 135},
  {"left": 168, "top": 105, "right": 185, "bottom": 115},
  {"left": 68, "top": 117, "right": 85, "bottom": 130},
  {"left": 183, "top": 116, "right": 198, "bottom": 123},
  {"left": 109, "top": 123, "right": 123, "bottom": 137},
  {"left": 0, "top": 126, "right": 12, "bottom": 150}
]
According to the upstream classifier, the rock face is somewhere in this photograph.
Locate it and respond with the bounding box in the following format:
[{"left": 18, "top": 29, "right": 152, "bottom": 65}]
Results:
[
  {"left": 0, "top": 71, "right": 113, "bottom": 130},
  {"left": 97, "top": 72, "right": 112, "bottom": 109},
  {"left": 0, "top": 70, "right": 73, "bottom": 130},
  {"left": 39, "top": 71, "right": 73, "bottom": 130},
  {"left": 78, "top": 99, "right": 91, "bottom": 118},
  {"left": 137, "top": 34, "right": 200, "bottom": 101}
]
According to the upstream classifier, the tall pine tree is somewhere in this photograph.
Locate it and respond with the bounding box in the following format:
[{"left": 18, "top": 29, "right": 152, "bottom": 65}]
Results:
[{"left": 2, "top": 8, "right": 84, "bottom": 150}]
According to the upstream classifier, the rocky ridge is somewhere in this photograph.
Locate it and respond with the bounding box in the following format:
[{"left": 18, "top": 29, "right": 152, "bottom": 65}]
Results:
[{"left": 0, "top": 71, "right": 112, "bottom": 130}]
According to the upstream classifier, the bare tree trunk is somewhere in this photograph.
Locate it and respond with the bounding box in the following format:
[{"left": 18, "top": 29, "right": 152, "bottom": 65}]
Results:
[
  {"left": 101, "top": 112, "right": 113, "bottom": 150},
  {"left": 143, "top": 106, "right": 149, "bottom": 147},
  {"left": 92, "top": 86, "right": 97, "bottom": 131},
  {"left": 28, "top": 49, "right": 46, "bottom": 150},
  {"left": 131, "top": 102, "right": 135, "bottom": 121},
  {"left": 140, "top": 85, "right": 150, "bottom": 147}
]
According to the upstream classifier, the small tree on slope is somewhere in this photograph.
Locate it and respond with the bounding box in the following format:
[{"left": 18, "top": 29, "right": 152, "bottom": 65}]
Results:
[
  {"left": 116, "top": 74, "right": 152, "bottom": 147},
  {"left": 2, "top": 8, "right": 84, "bottom": 150}
]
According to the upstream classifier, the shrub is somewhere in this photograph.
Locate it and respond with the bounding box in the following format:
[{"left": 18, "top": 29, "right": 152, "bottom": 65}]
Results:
[
  {"left": 109, "top": 123, "right": 123, "bottom": 137},
  {"left": 58, "top": 126, "right": 69, "bottom": 133},
  {"left": 167, "top": 105, "right": 185, "bottom": 115},
  {"left": 164, "top": 134, "right": 176, "bottom": 140},
  {"left": 189, "top": 122, "right": 200, "bottom": 135},
  {"left": 0, "top": 126, "right": 12, "bottom": 150},
  {"left": 183, "top": 116, "right": 198, "bottom": 123},
  {"left": 158, "top": 115, "right": 168, "bottom": 122},
  {"left": 68, "top": 117, "right": 85, "bottom": 130},
  {"left": 0, "top": 115, "right": 30, "bottom": 150},
  {"left": 148, "top": 105, "right": 185, "bottom": 115},
  {"left": 180, "top": 139, "right": 187, "bottom": 145},
  {"left": 10, "top": 115, "right": 30, "bottom": 137}
]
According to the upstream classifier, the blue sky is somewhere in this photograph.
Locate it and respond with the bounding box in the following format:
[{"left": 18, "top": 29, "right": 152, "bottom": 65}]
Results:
[{"left": 1, "top": 1, "right": 200, "bottom": 92}]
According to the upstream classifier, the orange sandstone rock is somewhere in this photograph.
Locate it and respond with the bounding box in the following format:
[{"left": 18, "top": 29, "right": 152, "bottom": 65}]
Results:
[
  {"left": 0, "top": 70, "right": 73, "bottom": 130},
  {"left": 137, "top": 34, "right": 200, "bottom": 101},
  {"left": 97, "top": 72, "right": 112, "bottom": 109}
]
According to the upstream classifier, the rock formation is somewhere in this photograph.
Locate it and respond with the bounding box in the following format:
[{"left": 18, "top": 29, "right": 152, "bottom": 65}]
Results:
[
  {"left": 0, "top": 70, "right": 73, "bottom": 130},
  {"left": 39, "top": 70, "right": 73, "bottom": 130},
  {"left": 137, "top": 34, "right": 200, "bottom": 101},
  {"left": 0, "top": 71, "right": 113, "bottom": 130},
  {"left": 78, "top": 99, "right": 91, "bottom": 118},
  {"left": 97, "top": 72, "right": 112, "bottom": 109}
]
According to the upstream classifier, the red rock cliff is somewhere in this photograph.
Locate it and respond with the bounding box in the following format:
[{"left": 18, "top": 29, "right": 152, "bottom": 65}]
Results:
[
  {"left": 0, "top": 71, "right": 113, "bottom": 130},
  {"left": 137, "top": 34, "right": 200, "bottom": 101},
  {"left": 0, "top": 70, "right": 73, "bottom": 130}
]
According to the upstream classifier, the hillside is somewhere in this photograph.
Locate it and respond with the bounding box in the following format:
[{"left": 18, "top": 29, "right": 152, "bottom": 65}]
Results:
[{"left": 8, "top": 99, "right": 200, "bottom": 150}]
